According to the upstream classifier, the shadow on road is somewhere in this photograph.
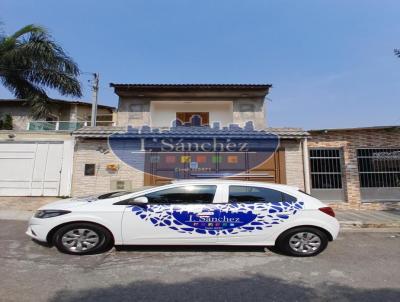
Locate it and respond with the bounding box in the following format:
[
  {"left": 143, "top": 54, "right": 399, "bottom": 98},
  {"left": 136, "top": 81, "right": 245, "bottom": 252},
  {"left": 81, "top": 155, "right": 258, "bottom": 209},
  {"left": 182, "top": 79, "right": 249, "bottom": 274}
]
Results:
[
  {"left": 115, "top": 244, "right": 269, "bottom": 253},
  {"left": 49, "top": 274, "right": 400, "bottom": 302},
  {"left": 30, "top": 238, "right": 286, "bottom": 256},
  {"left": 115, "top": 245, "right": 287, "bottom": 256}
]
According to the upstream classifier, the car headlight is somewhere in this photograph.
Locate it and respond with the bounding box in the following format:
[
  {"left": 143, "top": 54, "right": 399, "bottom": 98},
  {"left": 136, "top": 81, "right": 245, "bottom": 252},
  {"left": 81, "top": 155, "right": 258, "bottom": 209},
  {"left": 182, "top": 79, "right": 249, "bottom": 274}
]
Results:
[{"left": 34, "top": 210, "right": 71, "bottom": 219}]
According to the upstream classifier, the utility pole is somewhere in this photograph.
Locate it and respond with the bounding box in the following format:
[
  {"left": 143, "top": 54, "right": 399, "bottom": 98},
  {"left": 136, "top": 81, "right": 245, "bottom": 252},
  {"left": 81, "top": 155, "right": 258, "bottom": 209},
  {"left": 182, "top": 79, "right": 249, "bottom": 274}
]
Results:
[{"left": 91, "top": 73, "right": 99, "bottom": 127}]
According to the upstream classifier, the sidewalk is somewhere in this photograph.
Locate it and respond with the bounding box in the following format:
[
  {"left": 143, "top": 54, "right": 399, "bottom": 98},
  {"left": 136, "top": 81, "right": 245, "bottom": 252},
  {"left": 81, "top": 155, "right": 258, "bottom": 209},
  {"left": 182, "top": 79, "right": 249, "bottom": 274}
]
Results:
[
  {"left": 336, "top": 210, "right": 400, "bottom": 229},
  {"left": 0, "top": 197, "right": 59, "bottom": 221},
  {"left": 0, "top": 197, "right": 399, "bottom": 229}
]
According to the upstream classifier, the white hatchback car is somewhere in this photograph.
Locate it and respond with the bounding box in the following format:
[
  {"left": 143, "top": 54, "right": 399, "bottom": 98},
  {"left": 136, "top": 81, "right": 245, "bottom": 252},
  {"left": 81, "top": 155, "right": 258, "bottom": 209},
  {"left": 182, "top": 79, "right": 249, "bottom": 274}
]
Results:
[{"left": 27, "top": 180, "right": 339, "bottom": 256}]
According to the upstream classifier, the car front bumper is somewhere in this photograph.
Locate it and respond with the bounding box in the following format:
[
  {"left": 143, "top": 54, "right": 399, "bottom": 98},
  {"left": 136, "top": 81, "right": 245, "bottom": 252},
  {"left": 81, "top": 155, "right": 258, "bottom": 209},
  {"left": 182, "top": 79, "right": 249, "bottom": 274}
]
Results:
[{"left": 26, "top": 216, "right": 54, "bottom": 243}]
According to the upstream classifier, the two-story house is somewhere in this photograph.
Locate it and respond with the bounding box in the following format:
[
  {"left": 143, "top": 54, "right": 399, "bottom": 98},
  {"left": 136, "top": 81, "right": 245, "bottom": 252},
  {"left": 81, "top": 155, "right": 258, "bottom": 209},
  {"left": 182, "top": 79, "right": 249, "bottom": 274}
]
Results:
[
  {"left": 72, "top": 84, "right": 309, "bottom": 197},
  {"left": 2, "top": 86, "right": 397, "bottom": 211}
]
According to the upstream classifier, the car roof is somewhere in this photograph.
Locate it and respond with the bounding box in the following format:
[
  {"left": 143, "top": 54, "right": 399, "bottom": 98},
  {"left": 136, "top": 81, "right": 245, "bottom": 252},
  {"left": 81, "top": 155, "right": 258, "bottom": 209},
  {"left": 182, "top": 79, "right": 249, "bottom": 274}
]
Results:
[{"left": 171, "top": 179, "right": 299, "bottom": 192}]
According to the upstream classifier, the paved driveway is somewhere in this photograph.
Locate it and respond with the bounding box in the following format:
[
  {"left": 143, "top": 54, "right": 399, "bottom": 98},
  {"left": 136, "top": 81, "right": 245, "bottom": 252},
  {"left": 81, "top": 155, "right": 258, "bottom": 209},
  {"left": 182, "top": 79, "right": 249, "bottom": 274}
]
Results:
[{"left": 0, "top": 220, "right": 399, "bottom": 302}]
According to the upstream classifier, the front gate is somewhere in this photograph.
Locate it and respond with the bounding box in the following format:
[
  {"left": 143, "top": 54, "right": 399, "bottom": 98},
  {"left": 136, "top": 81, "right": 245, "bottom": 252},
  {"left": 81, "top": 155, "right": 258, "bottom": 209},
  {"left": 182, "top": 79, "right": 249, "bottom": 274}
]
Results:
[{"left": 144, "top": 150, "right": 286, "bottom": 186}]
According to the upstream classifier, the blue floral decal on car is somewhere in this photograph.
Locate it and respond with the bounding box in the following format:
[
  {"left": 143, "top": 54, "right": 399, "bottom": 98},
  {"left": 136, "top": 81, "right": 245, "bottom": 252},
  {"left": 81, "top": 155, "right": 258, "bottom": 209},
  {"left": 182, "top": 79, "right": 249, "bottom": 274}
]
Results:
[{"left": 129, "top": 200, "right": 304, "bottom": 235}]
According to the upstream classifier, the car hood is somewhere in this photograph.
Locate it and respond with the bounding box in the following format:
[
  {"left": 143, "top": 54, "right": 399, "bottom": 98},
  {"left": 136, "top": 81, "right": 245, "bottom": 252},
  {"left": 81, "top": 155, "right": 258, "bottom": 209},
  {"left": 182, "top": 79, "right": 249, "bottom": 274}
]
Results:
[{"left": 38, "top": 195, "right": 99, "bottom": 210}]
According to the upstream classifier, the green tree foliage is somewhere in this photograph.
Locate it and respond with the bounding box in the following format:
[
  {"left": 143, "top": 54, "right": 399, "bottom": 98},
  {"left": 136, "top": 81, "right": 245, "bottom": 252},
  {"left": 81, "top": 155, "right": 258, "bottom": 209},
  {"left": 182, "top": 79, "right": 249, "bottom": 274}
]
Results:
[
  {"left": 2, "top": 114, "right": 13, "bottom": 130},
  {"left": 0, "top": 24, "right": 82, "bottom": 118},
  {"left": 0, "top": 114, "right": 13, "bottom": 130}
]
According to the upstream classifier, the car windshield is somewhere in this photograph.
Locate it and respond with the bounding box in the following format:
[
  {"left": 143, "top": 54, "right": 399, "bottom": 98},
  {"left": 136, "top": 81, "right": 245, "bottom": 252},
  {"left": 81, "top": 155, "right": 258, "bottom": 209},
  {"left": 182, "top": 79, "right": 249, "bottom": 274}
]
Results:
[{"left": 97, "top": 186, "right": 156, "bottom": 200}]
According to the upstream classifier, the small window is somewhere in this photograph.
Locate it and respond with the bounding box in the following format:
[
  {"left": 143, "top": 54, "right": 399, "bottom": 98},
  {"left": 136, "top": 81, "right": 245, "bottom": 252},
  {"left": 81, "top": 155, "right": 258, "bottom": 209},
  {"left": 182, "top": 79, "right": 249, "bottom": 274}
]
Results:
[
  {"left": 129, "top": 104, "right": 143, "bottom": 119},
  {"left": 84, "top": 164, "right": 96, "bottom": 176},
  {"left": 176, "top": 112, "right": 209, "bottom": 126},
  {"left": 229, "top": 186, "right": 296, "bottom": 203},
  {"left": 309, "top": 149, "right": 343, "bottom": 189},
  {"left": 145, "top": 185, "right": 216, "bottom": 204}
]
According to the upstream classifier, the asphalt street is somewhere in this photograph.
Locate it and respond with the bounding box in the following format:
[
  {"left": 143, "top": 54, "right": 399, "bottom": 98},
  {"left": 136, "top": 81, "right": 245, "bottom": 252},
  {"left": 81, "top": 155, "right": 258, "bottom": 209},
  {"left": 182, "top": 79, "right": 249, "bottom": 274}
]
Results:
[{"left": 0, "top": 220, "right": 399, "bottom": 302}]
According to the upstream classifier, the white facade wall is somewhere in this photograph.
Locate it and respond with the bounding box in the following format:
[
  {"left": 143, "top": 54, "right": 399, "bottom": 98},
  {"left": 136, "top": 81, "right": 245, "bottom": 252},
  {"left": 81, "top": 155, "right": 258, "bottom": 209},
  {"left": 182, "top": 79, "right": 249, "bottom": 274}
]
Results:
[{"left": 150, "top": 101, "right": 233, "bottom": 127}]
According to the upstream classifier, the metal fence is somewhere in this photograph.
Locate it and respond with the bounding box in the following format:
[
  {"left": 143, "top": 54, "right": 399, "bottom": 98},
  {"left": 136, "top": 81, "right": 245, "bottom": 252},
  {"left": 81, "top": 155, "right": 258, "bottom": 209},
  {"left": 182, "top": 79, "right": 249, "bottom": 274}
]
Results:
[
  {"left": 28, "top": 120, "right": 115, "bottom": 131},
  {"left": 357, "top": 148, "right": 400, "bottom": 188},
  {"left": 309, "top": 149, "right": 343, "bottom": 189}
]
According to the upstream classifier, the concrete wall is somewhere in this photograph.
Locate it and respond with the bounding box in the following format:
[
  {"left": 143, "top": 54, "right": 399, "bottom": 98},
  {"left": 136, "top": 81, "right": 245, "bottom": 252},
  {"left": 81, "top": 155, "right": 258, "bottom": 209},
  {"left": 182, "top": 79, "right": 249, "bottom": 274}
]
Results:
[
  {"left": 117, "top": 98, "right": 151, "bottom": 127},
  {"left": 0, "top": 105, "right": 31, "bottom": 131},
  {"left": 74, "top": 106, "right": 113, "bottom": 121},
  {"left": 308, "top": 128, "right": 400, "bottom": 210},
  {"left": 232, "top": 99, "right": 265, "bottom": 129},
  {"left": 150, "top": 101, "right": 233, "bottom": 127}
]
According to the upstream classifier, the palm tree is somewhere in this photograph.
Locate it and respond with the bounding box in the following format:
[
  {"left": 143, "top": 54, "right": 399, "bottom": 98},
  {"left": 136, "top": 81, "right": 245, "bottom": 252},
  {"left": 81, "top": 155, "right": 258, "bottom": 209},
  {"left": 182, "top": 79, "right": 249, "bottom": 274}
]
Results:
[
  {"left": 395, "top": 49, "right": 400, "bottom": 58},
  {"left": 0, "top": 24, "right": 82, "bottom": 118}
]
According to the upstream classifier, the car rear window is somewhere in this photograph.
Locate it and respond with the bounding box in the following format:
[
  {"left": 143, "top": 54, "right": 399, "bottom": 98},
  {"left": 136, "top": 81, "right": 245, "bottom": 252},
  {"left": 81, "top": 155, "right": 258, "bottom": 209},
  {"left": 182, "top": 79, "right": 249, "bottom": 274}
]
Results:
[
  {"left": 98, "top": 191, "right": 131, "bottom": 199},
  {"left": 229, "top": 186, "right": 297, "bottom": 203}
]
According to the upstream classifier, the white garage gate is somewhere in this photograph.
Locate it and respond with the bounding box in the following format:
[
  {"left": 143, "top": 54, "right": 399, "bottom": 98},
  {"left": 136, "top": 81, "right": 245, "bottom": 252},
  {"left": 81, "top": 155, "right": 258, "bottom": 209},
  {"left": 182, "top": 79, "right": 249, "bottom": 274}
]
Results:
[{"left": 0, "top": 142, "right": 72, "bottom": 196}]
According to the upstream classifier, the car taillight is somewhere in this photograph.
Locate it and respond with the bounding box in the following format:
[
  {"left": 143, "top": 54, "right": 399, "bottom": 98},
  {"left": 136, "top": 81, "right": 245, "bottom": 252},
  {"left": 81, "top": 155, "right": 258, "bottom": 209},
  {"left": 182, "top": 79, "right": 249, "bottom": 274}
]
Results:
[{"left": 319, "top": 207, "right": 335, "bottom": 217}]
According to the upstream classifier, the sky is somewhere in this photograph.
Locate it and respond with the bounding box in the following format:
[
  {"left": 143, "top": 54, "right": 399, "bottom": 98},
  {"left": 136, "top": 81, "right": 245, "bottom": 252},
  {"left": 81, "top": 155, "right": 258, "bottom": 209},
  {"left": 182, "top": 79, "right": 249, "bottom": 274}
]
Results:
[{"left": 1, "top": 0, "right": 400, "bottom": 129}]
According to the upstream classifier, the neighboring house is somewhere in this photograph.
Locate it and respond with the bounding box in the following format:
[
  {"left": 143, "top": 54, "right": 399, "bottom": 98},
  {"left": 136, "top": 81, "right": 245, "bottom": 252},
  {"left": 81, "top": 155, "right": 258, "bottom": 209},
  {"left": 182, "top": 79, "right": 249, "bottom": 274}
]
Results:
[
  {"left": 0, "top": 99, "right": 115, "bottom": 197},
  {"left": 0, "top": 99, "right": 115, "bottom": 131},
  {"left": 72, "top": 84, "right": 308, "bottom": 197},
  {"left": 308, "top": 126, "right": 400, "bottom": 210}
]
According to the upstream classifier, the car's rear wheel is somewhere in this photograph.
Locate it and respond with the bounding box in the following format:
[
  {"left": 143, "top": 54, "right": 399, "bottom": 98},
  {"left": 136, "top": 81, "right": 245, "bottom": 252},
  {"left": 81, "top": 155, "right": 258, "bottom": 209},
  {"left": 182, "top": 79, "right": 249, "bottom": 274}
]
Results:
[
  {"left": 53, "top": 223, "right": 113, "bottom": 255},
  {"left": 276, "top": 227, "right": 328, "bottom": 257}
]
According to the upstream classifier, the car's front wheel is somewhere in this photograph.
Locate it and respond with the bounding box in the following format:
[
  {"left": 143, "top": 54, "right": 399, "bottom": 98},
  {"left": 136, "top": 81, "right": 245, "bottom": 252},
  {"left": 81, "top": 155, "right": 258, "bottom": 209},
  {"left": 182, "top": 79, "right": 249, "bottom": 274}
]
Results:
[
  {"left": 276, "top": 227, "right": 329, "bottom": 257},
  {"left": 53, "top": 223, "right": 113, "bottom": 255}
]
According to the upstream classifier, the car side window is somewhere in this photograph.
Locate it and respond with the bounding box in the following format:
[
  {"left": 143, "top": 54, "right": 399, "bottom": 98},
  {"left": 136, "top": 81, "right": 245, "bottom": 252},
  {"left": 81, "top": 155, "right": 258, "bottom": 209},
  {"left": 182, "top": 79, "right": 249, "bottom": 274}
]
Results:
[
  {"left": 144, "top": 185, "right": 217, "bottom": 204},
  {"left": 229, "top": 186, "right": 297, "bottom": 203},
  {"left": 282, "top": 192, "right": 297, "bottom": 202}
]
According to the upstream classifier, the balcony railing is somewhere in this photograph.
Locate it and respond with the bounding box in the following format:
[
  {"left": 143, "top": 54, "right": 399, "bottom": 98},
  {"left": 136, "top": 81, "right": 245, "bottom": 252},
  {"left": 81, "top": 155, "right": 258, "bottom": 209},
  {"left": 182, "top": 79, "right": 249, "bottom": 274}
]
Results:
[{"left": 27, "top": 120, "right": 115, "bottom": 131}]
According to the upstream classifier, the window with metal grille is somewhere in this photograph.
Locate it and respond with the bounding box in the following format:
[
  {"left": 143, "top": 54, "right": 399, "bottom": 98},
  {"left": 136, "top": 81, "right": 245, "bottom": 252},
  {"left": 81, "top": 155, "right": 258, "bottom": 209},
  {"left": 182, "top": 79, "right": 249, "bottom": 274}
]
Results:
[
  {"left": 309, "top": 149, "right": 343, "bottom": 189},
  {"left": 357, "top": 148, "right": 400, "bottom": 188}
]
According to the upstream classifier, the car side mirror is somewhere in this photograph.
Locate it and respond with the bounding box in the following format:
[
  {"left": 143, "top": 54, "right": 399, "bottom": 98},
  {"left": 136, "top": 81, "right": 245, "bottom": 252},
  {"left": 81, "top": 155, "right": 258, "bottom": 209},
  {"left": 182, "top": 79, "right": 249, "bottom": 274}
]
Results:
[{"left": 131, "top": 196, "right": 148, "bottom": 204}]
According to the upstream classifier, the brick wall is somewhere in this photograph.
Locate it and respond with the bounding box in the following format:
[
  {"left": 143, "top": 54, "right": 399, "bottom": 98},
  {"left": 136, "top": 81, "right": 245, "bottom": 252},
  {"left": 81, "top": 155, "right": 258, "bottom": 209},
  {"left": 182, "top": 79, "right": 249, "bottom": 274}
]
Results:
[
  {"left": 282, "top": 140, "right": 305, "bottom": 190},
  {"left": 72, "top": 139, "right": 145, "bottom": 197},
  {"left": 72, "top": 138, "right": 306, "bottom": 196},
  {"left": 308, "top": 128, "right": 400, "bottom": 210}
]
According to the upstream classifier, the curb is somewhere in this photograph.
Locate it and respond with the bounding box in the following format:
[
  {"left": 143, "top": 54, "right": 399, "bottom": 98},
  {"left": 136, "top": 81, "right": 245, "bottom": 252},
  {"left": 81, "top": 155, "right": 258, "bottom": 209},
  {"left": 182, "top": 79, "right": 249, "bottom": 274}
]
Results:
[
  {"left": 340, "top": 221, "right": 400, "bottom": 229},
  {"left": 340, "top": 228, "right": 400, "bottom": 233}
]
